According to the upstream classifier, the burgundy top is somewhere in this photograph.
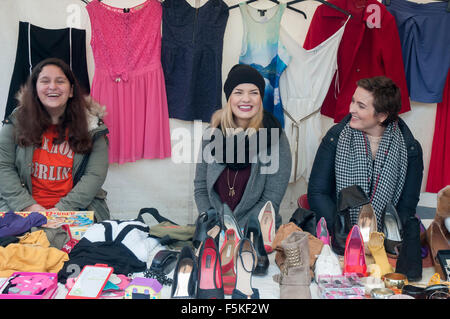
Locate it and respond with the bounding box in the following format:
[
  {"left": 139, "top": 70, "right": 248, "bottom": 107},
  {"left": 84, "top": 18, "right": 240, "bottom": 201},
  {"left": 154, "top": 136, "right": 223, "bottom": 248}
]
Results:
[{"left": 214, "top": 166, "right": 252, "bottom": 211}]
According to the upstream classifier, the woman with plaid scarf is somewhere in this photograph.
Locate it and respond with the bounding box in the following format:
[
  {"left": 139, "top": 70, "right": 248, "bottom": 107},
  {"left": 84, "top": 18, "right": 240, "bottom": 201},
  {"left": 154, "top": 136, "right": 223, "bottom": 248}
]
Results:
[{"left": 308, "top": 76, "right": 424, "bottom": 234}]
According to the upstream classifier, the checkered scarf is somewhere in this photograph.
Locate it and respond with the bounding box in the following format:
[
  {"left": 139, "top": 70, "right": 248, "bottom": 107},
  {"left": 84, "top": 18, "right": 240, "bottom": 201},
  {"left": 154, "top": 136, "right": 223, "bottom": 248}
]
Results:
[{"left": 335, "top": 121, "right": 408, "bottom": 231}]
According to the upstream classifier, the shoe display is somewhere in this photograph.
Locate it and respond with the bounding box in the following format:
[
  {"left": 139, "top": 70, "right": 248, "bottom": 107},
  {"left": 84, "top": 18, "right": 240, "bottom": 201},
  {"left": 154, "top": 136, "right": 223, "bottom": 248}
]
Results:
[
  {"left": 274, "top": 231, "right": 311, "bottom": 299},
  {"left": 316, "top": 217, "right": 330, "bottom": 246},
  {"left": 220, "top": 229, "right": 239, "bottom": 295},
  {"left": 197, "top": 237, "right": 224, "bottom": 299},
  {"left": 357, "top": 203, "right": 377, "bottom": 255},
  {"left": 244, "top": 214, "right": 269, "bottom": 276},
  {"left": 171, "top": 245, "right": 197, "bottom": 299},
  {"left": 314, "top": 244, "right": 342, "bottom": 282},
  {"left": 367, "top": 232, "right": 393, "bottom": 277},
  {"left": 258, "top": 201, "right": 276, "bottom": 253},
  {"left": 231, "top": 238, "right": 259, "bottom": 299},
  {"left": 343, "top": 225, "right": 367, "bottom": 277},
  {"left": 382, "top": 202, "right": 403, "bottom": 258}
]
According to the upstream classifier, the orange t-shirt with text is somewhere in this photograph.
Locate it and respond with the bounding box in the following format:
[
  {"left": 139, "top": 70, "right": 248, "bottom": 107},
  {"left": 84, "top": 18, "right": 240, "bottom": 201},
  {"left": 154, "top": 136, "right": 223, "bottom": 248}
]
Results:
[{"left": 31, "top": 125, "right": 74, "bottom": 209}]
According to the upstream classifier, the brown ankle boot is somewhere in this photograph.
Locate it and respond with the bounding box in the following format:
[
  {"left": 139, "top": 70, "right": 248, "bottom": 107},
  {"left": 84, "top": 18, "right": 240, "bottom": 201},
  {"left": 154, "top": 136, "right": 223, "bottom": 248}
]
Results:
[
  {"left": 273, "top": 231, "right": 311, "bottom": 299},
  {"left": 426, "top": 221, "right": 450, "bottom": 279}
]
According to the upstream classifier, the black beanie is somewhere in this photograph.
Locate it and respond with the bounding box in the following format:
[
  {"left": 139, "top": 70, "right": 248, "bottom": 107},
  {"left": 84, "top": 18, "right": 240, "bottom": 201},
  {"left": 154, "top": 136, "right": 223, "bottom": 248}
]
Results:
[{"left": 223, "top": 64, "right": 266, "bottom": 101}]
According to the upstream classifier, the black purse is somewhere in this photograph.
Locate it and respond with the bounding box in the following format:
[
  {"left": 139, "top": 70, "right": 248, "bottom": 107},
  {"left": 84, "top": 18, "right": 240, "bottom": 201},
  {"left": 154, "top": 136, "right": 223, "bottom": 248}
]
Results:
[
  {"left": 332, "top": 185, "right": 370, "bottom": 256},
  {"left": 289, "top": 207, "right": 316, "bottom": 235}
]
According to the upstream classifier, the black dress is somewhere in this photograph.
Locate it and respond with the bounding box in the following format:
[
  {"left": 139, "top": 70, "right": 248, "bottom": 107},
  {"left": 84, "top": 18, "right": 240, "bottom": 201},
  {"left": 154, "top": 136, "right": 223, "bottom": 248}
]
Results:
[
  {"left": 4, "top": 21, "right": 90, "bottom": 121},
  {"left": 161, "top": 0, "right": 229, "bottom": 123}
]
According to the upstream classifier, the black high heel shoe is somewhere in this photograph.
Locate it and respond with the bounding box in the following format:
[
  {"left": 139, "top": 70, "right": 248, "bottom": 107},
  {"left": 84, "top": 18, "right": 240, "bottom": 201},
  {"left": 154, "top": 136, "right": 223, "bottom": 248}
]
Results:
[
  {"left": 244, "top": 214, "right": 269, "bottom": 276},
  {"left": 382, "top": 202, "right": 403, "bottom": 258},
  {"left": 193, "top": 208, "right": 221, "bottom": 254},
  {"left": 232, "top": 238, "right": 260, "bottom": 299},
  {"left": 171, "top": 245, "right": 197, "bottom": 299}
]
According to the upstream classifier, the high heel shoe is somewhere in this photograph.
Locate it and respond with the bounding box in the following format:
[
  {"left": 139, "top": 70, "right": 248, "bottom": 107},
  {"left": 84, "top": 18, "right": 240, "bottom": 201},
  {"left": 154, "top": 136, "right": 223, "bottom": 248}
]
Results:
[
  {"left": 171, "top": 245, "right": 197, "bottom": 299},
  {"left": 231, "top": 238, "right": 259, "bottom": 299},
  {"left": 357, "top": 203, "right": 377, "bottom": 255},
  {"left": 223, "top": 203, "right": 244, "bottom": 241},
  {"left": 382, "top": 202, "right": 403, "bottom": 258},
  {"left": 197, "top": 237, "right": 224, "bottom": 299},
  {"left": 193, "top": 209, "right": 221, "bottom": 255},
  {"left": 258, "top": 201, "right": 276, "bottom": 253},
  {"left": 367, "top": 232, "right": 393, "bottom": 277},
  {"left": 316, "top": 217, "right": 330, "bottom": 246},
  {"left": 220, "top": 229, "right": 239, "bottom": 295},
  {"left": 343, "top": 225, "right": 367, "bottom": 276},
  {"left": 244, "top": 214, "right": 269, "bottom": 276}
]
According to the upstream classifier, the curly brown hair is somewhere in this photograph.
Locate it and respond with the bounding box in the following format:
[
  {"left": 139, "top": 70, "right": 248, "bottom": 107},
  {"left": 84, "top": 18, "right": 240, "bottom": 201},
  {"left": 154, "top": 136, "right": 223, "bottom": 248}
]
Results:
[{"left": 15, "top": 58, "right": 92, "bottom": 154}]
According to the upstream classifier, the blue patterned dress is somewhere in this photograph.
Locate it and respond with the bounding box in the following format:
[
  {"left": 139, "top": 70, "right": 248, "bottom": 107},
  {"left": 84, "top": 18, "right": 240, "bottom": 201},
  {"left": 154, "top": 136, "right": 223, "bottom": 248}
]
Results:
[{"left": 238, "top": 2, "right": 290, "bottom": 127}]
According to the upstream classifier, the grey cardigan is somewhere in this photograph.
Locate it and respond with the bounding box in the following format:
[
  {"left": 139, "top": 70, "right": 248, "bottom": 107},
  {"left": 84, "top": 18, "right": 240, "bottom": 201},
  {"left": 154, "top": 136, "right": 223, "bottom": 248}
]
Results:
[
  {"left": 194, "top": 128, "right": 292, "bottom": 229},
  {"left": 0, "top": 100, "right": 110, "bottom": 221}
]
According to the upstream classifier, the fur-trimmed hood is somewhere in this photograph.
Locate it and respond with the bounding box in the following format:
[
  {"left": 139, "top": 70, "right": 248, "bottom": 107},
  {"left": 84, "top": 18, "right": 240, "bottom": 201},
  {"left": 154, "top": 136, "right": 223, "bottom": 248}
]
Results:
[{"left": 85, "top": 96, "right": 107, "bottom": 132}]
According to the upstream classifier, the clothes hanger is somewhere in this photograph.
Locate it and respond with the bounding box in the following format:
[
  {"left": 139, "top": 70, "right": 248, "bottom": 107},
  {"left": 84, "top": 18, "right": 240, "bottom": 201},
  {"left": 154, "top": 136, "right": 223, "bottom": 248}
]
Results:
[
  {"left": 287, "top": 0, "right": 352, "bottom": 18},
  {"left": 228, "top": 0, "right": 307, "bottom": 19}
]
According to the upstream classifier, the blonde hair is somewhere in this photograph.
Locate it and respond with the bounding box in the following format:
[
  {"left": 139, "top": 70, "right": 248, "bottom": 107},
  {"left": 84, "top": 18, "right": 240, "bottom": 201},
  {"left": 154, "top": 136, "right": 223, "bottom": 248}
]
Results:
[{"left": 210, "top": 99, "right": 264, "bottom": 137}]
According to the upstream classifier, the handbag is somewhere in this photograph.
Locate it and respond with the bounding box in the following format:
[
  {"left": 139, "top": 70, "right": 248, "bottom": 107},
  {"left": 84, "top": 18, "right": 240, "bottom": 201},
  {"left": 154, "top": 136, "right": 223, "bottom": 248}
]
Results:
[
  {"left": 332, "top": 185, "right": 370, "bottom": 256},
  {"left": 137, "top": 208, "right": 196, "bottom": 250}
]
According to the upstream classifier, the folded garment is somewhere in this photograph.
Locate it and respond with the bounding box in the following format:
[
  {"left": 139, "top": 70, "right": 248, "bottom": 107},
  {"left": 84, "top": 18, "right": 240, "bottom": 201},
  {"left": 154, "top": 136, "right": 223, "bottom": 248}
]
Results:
[
  {"left": 57, "top": 220, "right": 155, "bottom": 284},
  {"left": 0, "top": 211, "right": 47, "bottom": 237},
  {"left": 0, "top": 236, "right": 19, "bottom": 247},
  {"left": 0, "top": 230, "right": 69, "bottom": 277}
]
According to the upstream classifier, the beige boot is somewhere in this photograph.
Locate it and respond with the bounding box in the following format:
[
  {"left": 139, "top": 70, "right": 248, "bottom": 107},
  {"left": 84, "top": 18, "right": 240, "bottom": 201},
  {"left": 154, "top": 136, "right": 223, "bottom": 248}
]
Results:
[
  {"left": 273, "top": 231, "right": 311, "bottom": 299},
  {"left": 436, "top": 185, "right": 450, "bottom": 241}
]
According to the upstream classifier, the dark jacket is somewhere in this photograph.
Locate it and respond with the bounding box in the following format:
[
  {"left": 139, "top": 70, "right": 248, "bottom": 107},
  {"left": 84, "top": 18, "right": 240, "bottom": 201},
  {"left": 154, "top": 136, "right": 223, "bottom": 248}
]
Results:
[
  {"left": 194, "top": 128, "right": 292, "bottom": 229},
  {"left": 307, "top": 114, "right": 424, "bottom": 230}
]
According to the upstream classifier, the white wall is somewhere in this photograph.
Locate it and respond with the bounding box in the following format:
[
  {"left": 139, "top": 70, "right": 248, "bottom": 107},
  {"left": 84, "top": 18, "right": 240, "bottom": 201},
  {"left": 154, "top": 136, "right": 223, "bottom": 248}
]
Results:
[{"left": 0, "top": 0, "right": 438, "bottom": 224}]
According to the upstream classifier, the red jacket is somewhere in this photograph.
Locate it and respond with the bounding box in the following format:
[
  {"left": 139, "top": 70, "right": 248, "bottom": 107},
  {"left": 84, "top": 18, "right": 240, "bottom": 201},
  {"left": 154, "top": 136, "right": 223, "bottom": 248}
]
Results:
[{"left": 303, "top": 0, "right": 411, "bottom": 122}]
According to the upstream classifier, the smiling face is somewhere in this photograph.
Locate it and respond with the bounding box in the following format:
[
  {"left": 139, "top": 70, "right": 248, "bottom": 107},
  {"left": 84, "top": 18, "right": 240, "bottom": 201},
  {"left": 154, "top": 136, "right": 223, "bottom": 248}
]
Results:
[
  {"left": 349, "top": 86, "right": 388, "bottom": 137},
  {"left": 36, "top": 64, "right": 73, "bottom": 119},
  {"left": 229, "top": 83, "right": 262, "bottom": 129}
]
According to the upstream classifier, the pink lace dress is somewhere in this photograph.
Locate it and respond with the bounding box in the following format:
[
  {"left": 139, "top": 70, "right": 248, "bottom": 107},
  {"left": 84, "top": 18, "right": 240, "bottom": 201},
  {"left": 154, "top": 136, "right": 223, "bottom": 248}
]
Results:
[{"left": 87, "top": 0, "right": 171, "bottom": 164}]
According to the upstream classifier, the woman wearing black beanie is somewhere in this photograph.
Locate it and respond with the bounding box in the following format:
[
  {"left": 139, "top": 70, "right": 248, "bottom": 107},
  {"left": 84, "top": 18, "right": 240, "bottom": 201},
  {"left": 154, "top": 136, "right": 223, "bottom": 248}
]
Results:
[{"left": 193, "top": 64, "right": 292, "bottom": 294}]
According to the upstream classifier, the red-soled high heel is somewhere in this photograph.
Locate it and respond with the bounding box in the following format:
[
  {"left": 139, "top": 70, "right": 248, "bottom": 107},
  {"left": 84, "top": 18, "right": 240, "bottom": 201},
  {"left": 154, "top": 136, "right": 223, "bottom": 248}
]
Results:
[
  {"left": 197, "top": 237, "right": 224, "bottom": 299},
  {"left": 344, "top": 225, "right": 367, "bottom": 277},
  {"left": 220, "top": 229, "right": 239, "bottom": 295}
]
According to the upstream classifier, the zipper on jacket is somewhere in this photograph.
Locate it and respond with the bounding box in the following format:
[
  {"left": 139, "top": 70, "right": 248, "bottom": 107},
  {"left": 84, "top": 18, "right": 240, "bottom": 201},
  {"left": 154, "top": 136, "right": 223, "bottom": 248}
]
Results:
[{"left": 192, "top": 0, "right": 199, "bottom": 44}]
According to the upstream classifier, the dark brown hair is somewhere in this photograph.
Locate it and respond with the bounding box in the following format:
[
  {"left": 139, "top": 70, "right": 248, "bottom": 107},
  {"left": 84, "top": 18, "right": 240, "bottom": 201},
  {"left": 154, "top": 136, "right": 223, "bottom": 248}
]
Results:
[
  {"left": 15, "top": 58, "right": 92, "bottom": 153},
  {"left": 356, "top": 76, "right": 401, "bottom": 127}
]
